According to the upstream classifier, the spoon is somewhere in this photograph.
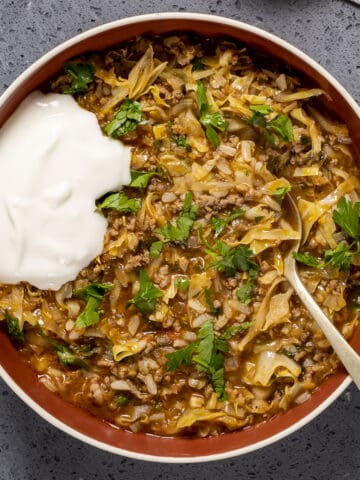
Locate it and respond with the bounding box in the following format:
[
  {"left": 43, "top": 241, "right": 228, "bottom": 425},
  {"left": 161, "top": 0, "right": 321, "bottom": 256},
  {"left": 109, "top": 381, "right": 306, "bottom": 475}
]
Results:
[{"left": 283, "top": 194, "right": 360, "bottom": 389}]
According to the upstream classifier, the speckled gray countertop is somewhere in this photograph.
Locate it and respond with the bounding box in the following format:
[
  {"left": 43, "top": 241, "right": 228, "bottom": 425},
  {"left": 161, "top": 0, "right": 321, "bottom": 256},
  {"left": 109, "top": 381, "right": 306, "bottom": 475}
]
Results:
[{"left": 0, "top": 1, "right": 359, "bottom": 479}]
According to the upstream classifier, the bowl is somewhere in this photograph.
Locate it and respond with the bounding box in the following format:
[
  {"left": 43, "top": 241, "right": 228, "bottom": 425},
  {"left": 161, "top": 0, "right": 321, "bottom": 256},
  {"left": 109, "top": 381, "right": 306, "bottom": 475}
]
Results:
[{"left": 0, "top": 12, "right": 359, "bottom": 463}]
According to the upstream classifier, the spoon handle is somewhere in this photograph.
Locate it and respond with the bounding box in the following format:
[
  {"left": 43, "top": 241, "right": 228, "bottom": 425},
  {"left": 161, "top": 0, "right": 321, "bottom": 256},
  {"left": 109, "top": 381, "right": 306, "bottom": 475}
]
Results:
[{"left": 286, "top": 267, "right": 360, "bottom": 389}]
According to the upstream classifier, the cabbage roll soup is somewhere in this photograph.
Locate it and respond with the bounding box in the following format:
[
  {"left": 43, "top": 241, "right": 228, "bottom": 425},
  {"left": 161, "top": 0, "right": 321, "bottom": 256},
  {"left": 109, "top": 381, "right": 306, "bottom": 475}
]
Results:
[{"left": 1, "top": 34, "right": 359, "bottom": 437}]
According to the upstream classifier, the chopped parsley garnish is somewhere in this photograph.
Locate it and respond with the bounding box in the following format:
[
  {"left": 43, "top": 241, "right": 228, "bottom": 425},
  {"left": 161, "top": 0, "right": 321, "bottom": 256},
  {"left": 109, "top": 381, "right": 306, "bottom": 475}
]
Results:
[
  {"left": 324, "top": 243, "right": 354, "bottom": 272},
  {"left": 104, "top": 99, "right": 143, "bottom": 138},
  {"left": 176, "top": 277, "right": 190, "bottom": 292},
  {"left": 210, "top": 217, "right": 227, "bottom": 238},
  {"left": 62, "top": 62, "right": 95, "bottom": 94},
  {"left": 271, "top": 186, "right": 291, "bottom": 204},
  {"left": 205, "top": 289, "right": 221, "bottom": 315},
  {"left": 166, "top": 320, "right": 253, "bottom": 400},
  {"left": 74, "top": 283, "right": 114, "bottom": 329},
  {"left": 292, "top": 252, "right": 321, "bottom": 268},
  {"left": 116, "top": 394, "right": 129, "bottom": 405},
  {"left": 97, "top": 192, "right": 141, "bottom": 214},
  {"left": 333, "top": 196, "right": 360, "bottom": 240},
  {"left": 126, "top": 269, "right": 163, "bottom": 314},
  {"left": 4, "top": 311, "right": 24, "bottom": 342},
  {"left": 293, "top": 196, "right": 360, "bottom": 272},
  {"left": 236, "top": 281, "right": 254, "bottom": 305},
  {"left": 130, "top": 167, "right": 162, "bottom": 188},
  {"left": 191, "top": 57, "right": 206, "bottom": 71},
  {"left": 55, "top": 344, "right": 90, "bottom": 370},
  {"left": 210, "top": 208, "right": 245, "bottom": 237},
  {"left": 248, "top": 104, "right": 294, "bottom": 143},
  {"left": 173, "top": 134, "right": 192, "bottom": 152},
  {"left": 156, "top": 192, "right": 199, "bottom": 243},
  {"left": 211, "top": 242, "right": 259, "bottom": 278},
  {"left": 149, "top": 240, "right": 164, "bottom": 259},
  {"left": 196, "top": 81, "right": 227, "bottom": 148}
]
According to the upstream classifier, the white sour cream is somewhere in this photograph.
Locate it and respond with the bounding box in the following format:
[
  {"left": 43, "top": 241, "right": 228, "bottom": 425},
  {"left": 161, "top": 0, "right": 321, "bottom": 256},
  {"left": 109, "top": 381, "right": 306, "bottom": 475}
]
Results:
[{"left": 0, "top": 91, "right": 131, "bottom": 290}]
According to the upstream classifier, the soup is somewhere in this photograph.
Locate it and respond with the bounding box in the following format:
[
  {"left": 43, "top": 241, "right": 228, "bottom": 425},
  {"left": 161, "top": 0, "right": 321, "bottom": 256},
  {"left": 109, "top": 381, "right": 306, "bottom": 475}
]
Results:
[{"left": 1, "top": 33, "right": 359, "bottom": 437}]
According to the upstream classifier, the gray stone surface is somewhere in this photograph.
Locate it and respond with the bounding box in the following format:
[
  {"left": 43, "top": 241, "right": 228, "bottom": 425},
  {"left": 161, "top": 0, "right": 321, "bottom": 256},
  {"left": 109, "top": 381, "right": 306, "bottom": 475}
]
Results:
[{"left": 0, "top": 0, "right": 359, "bottom": 478}]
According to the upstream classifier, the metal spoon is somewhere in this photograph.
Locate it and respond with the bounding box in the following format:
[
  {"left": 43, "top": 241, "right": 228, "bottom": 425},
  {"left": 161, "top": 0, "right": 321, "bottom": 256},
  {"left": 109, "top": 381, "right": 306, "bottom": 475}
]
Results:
[{"left": 283, "top": 194, "right": 360, "bottom": 389}]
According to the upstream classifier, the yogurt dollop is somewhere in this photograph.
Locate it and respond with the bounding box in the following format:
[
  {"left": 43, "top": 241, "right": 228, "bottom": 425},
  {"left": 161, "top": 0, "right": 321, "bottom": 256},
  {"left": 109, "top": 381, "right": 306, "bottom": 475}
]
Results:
[{"left": 0, "top": 91, "right": 131, "bottom": 290}]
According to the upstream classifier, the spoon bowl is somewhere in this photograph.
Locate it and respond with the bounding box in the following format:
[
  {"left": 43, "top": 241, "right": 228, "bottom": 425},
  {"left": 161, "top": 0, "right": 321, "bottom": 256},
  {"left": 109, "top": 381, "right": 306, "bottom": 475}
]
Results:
[{"left": 283, "top": 194, "right": 360, "bottom": 389}]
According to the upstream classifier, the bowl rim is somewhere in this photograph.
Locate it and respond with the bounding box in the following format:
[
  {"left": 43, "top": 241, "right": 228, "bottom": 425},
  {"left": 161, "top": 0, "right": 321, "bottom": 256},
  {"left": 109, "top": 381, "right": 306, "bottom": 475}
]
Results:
[{"left": 0, "top": 11, "right": 358, "bottom": 463}]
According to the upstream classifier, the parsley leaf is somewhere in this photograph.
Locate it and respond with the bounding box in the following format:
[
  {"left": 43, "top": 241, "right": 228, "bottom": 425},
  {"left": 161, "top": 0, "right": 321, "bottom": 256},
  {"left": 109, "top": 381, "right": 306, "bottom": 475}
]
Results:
[
  {"left": 249, "top": 104, "right": 274, "bottom": 115},
  {"left": 4, "top": 311, "right": 24, "bottom": 342},
  {"left": 149, "top": 240, "right": 164, "bottom": 259},
  {"left": 62, "top": 62, "right": 95, "bottom": 94},
  {"left": 212, "top": 242, "right": 259, "bottom": 277},
  {"left": 191, "top": 57, "right": 205, "bottom": 71},
  {"left": 97, "top": 192, "right": 141, "bottom": 214},
  {"left": 248, "top": 104, "right": 294, "bottom": 143},
  {"left": 55, "top": 345, "right": 90, "bottom": 370},
  {"left": 173, "top": 134, "right": 192, "bottom": 152},
  {"left": 211, "top": 208, "right": 245, "bottom": 238},
  {"left": 333, "top": 196, "right": 360, "bottom": 240},
  {"left": 130, "top": 170, "right": 158, "bottom": 188},
  {"left": 272, "top": 186, "right": 291, "bottom": 204},
  {"left": 116, "top": 394, "right": 129, "bottom": 405},
  {"left": 210, "top": 217, "right": 227, "bottom": 238},
  {"left": 324, "top": 243, "right": 354, "bottom": 272},
  {"left": 126, "top": 269, "right": 163, "bottom": 314},
  {"left": 219, "top": 322, "right": 254, "bottom": 340},
  {"left": 74, "top": 283, "right": 114, "bottom": 328},
  {"left": 104, "top": 99, "right": 143, "bottom": 138},
  {"left": 205, "top": 289, "right": 221, "bottom": 315},
  {"left": 156, "top": 193, "right": 199, "bottom": 243},
  {"left": 166, "top": 342, "right": 197, "bottom": 371},
  {"left": 293, "top": 251, "right": 321, "bottom": 268},
  {"left": 196, "top": 81, "right": 227, "bottom": 148},
  {"left": 236, "top": 281, "right": 254, "bottom": 305},
  {"left": 166, "top": 320, "right": 228, "bottom": 400},
  {"left": 268, "top": 113, "right": 294, "bottom": 142},
  {"left": 176, "top": 277, "right": 190, "bottom": 292}
]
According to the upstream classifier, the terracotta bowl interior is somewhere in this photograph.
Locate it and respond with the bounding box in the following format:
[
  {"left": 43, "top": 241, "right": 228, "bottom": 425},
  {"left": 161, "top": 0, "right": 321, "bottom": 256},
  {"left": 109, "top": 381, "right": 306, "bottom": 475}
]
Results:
[{"left": 0, "top": 15, "right": 359, "bottom": 460}]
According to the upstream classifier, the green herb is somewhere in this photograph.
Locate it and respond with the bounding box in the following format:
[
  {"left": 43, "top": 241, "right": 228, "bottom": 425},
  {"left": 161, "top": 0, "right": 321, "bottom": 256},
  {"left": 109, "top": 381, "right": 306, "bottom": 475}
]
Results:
[
  {"left": 165, "top": 320, "right": 228, "bottom": 399},
  {"left": 62, "top": 62, "right": 95, "bottom": 94},
  {"left": 126, "top": 269, "right": 163, "bottom": 314},
  {"left": 196, "top": 81, "right": 227, "bottom": 148},
  {"left": 55, "top": 345, "right": 90, "bottom": 370},
  {"left": 104, "top": 99, "right": 143, "bottom": 138},
  {"left": 236, "top": 281, "right": 254, "bottom": 305},
  {"left": 130, "top": 169, "right": 158, "bottom": 188},
  {"left": 4, "top": 311, "right": 24, "bottom": 342},
  {"left": 333, "top": 196, "right": 360, "bottom": 240},
  {"left": 116, "top": 394, "right": 129, "bottom": 405},
  {"left": 173, "top": 134, "right": 192, "bottom": 152},
  {"left": 324, "top": 243, "right": 354, "bottom": 272},
  {"left": 292, "top": 252, "right": 321, "bottom": 268},
  {"left": 248, "top": 104, "right": 294, "bottom": 143},
  {"left": 149, "top": 240, "right": 164, "bottom": 259},
  {"left": 228, "top": 208, "right": 245, "bottom": 221},
  {"left": 74, "top": 283, "right": 114, "bottom": 328},
  {"left": 166, "top": 342, "right": 197, "bottom": 371},
  {"left": 272, "top": 186, "right": 291, "bottom": 204},
  {"left": 176, "top": 277, "right": 190, "bottom": 292},
  {"left": 219, "top": 322, "right": 254, "bottom": 340},
  {"left": 156, "top": 192, "right": 199, "bottom": 243},
  {"left": 210, "top": 217, "right": 227, "bottom": 238},
  {"left": 191, "top": 57, "right": 205, "bottom": 71},
  {"left": 212, "top": 242, "right": 259, "bottom": 277},
  {"left": 205, "top": 289, "right": 221, "bottom": 315},
  {"left": 268, "top": 114, "right": 294, "bottom": 142},
  {"left": 210, "top": 208, "right": 245, "bottom": 237},
  {"left": 97, "top": 192, "right": 141, "bottom": 214}
]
